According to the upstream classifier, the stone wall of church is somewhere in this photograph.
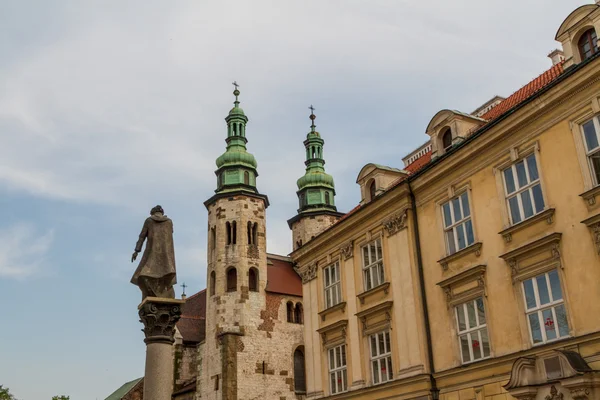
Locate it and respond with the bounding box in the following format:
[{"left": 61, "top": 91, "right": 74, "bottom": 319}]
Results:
[
  {"left": 174, "top": 344, "right": 197, "bottom": 389},
  {"left": 291, "top": 214, "right": 340, "bottom": 250}
]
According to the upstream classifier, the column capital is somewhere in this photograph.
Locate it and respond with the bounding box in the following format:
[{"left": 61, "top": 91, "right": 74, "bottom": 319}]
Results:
[{"left": 138, "top": 297, "right": 185, "bottom": 344}]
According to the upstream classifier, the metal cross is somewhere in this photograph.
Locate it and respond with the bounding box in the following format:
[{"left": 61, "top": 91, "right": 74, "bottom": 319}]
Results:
[
  {"left": 181, "top": 282, "right": 187, "bottom": 296},
  {"left": 309, "top": 104, "right": 315, "bottom": 114},
  {"left": 232, "top": 81, "right": 239, "bottom": 90}
]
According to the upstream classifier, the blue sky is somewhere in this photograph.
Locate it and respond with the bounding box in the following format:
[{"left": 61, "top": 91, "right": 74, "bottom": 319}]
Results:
[{"left": 0, "top": 0, "right": 586, "bottom": 398}]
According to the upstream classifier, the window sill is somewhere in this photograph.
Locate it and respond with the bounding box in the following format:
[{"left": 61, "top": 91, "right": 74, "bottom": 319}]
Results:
[
  {"left": 319, "top": 301, "right": 346, "bottom": 322},
  {"left": 580, "top": 185, "right": 600, "bottom": 206},
  {"left": 437, "top": 242, "right": 482, "bottom": 271},
  {"left": 357, "top": 282, "right": 390, "bottom": 304},
  {"left": 498, "top": 208, "right": 555, "bottom": 243}
]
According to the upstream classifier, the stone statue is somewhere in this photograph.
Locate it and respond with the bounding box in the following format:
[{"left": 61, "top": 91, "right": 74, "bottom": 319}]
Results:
[{"left": 131, "top": 205, "right": 177, "bottom": 299}]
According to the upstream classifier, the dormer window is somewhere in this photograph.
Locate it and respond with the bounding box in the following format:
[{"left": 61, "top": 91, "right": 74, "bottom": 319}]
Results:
[
  {"left": 369, "top": 180, "right": 376, "bottom": 201},
  {"left": 578, "top": 28, "right": 598, "bottom": 61},
  {"left": 442, "top": 128, "right": 453, "bottom": 152}
]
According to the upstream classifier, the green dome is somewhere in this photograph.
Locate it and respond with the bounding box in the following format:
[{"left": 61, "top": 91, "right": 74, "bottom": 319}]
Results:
[
  {"left": 229, "top": 106, "right": 245, "bottom": 116},
  {"left": 216, "top": 150, "right": 257, "bottom": 169},
  {"left": 297, "top": 170, "right": 335, "bottom": 190}
]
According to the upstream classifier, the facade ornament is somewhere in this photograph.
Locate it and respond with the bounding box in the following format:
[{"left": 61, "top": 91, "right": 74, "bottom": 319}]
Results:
[
  {"left": 545, "top": 386, "right": 564, "bottom": 400},
  {"left": 508, "top": 258, "right": 518, "bottom": 277},
  {"left": 138, "top": 301, "right": 183, "bottom": 344},
  {"left": 503, "top": 233, "right": 513, "bottom": 243},
  {"left": 383, "top": 209, "right": 408, "bottom": 237},
  {"left": 298, "top": 263, "right": 318, "bottom": 284},
  {"left": 592, "top": 222, "right": 600, "bottom": 254},
  {"left": 444, "top": 287, "right": 452, "bottom": 301},
  {"left": 340, "top": 241, "right": 354, "bottom": 260},
  {"left": 247, "top": 244, "right": 259, "bottom": 259},
  {"left": 570, "top": 388, "right": 590, "bottom": 400},
  {"left": 551, "top": 244, "right": 561, "bottom": 259}
]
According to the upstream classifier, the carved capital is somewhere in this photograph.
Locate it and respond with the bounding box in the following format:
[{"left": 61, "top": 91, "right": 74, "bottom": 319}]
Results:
[
  {"left": 592, "top": 222, "right": 600, "bottom": 255},
  {"left": 298, "top": 263, "right": 318, "bottom": 284},
  {"left": 138, "top": 298, "right": 184, "bottom": 344},
  {"left": 570, "top": 388, "right": 590, "bottom": 400},
  {"left": 383, "top": 209, "right": 408, "bottom": 237},
  {"left": 545, "top": 386, "right": 564, "bottom": 400},
  {"left": 340, "top": 241, "right": 354, "bottom": 260}
]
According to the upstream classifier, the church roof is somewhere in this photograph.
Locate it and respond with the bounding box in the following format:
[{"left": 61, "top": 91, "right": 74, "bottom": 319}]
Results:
[
  {"left": 104, "top": 377, "right": 143, "bottom": 400},
  {"left": 176, "top": 289, "right": 206, "bottom": 344},
  {"left": 265, "top": 254, "right": 302, "bottom": 297}
]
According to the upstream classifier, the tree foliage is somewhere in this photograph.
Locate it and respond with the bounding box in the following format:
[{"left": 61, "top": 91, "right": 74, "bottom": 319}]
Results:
[
  {"left": 52, "top": 396, "right": 70, "bottom": 400},
  {"left": 0, "top": 386, "right": 16, "bottom": 400}
]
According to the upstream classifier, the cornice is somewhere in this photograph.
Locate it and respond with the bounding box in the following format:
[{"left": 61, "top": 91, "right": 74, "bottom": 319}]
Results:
[
  {"left": 498, "top": 208, "right": 556, "bottom": 243},
  {"left": 204, "top": 190, "right": 270, "bottom": 209}
]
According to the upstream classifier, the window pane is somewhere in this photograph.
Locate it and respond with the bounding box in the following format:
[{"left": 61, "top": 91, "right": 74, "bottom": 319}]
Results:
[
  {"left": 342, "top": 369, "right": 347, "bottom": 391},
  {"left": 446, "top": 230, "right": 456, "bottom": 254},
  {"left": 370, "top": 242, "right": 377, "bottom": 263},
  {"left": 341, "top": 345, "right": 346, "bottom": 366},
  {"left": 363, "top": 246, "right": 369, "bottom": 267},
  {"left": 329, "top": 349, "right": 334, "bottom": 370},
  {"left": 457, "top": 305, "right": 466, "bottom": 331},
  {"left": 452, "top": 197, "right": 463, "bottom": 221},
  {"left": 548, "top": 270, "right": 563, "bottom": 301},
  {"left": 370, "top": 335, "right": 377, "bottom": 357},
  {"left": 531, "top": 184, "right": 545, "bottom": 213},
  {"left": 476, "top": 298, "right": 486, "bottom": 325},
  {"left": 364, "top": 269, "right": 372, "bottom": 291},
  {"left": 325, "top": 268, "right": 330, "bottom": 287},
  {"left": 523, "top": 279, "right": 537, "bottom": 309},
  {"left": 555, "top": 304, "right": 569, "bottom": 337},
  {"left": 590, "top": 152, "right": 600, "bottom": 184},
  {"left": 465, "top": 220, "right": 474, "bottom": 246},
  {"left": 326, "top": 290, "right": 331, "bottom": 309},
  {"left": 583, "top": 120, "right": 599, "bottom": 151},
  {"left": 378, "top": 262, "right": 385, "bottom": 285},
  {"left": 387, "top": 357, "right": 393, "bottom": 380},
  {"left": 385, "top": 331, "right": 391, "bottom": 353},
  {"left": 376, "top": 239, "right": 382, "bottom": 261},
  {"left": 443, "top": 203, "right": 452, "bottom": 227},
  {"left": 543, "top": 308, "right": 557, "bottom": 341},
  {"left": 471, "top": 332, "right": 482, "bottom": 360},
  {"left": 526, "top": 155, "right": 539, "bottom": 181},
  {"left": 467, "top": 301, "right": 477, "bottom": 329},
  {"left": 372, "top": 361, "right": 379, "bottom": 384},
  {"left": 516, "top": 161, "right": 528, "bottom": 187},
  {"left": 520, "top": 190, "right": 534, "bottom": 219},
  {"left": 456, "top": 224, "right": 467, "bottom": 250},
  {"left": 536, "top": 274, "right": 551, "bottom": 305},
  {"left": 330, "top": 372, "right": 336, "bottom": 393},
  {"left": 460, "top": 335, "right": 471, "bottom": 362},
  {"left": 528, "top": 313, "right": 543, "bottom": 344},
  {"left": 461, "top": 192, "right": 471, "bottom": 217},
  {"left": 480, "top": 328, "right": 491, "bottom": 357},
  {"left": 504, "top": 168, "right": 516, "bottom": 194},
  {"left": 380, "top": 359, "right": 388, "bottom": 382},
  {"left": 378, "top": 333, "right": 385, "bottom": 356},
  {"left": 509, "top": 196, "right": 522, "bottom": 224}
]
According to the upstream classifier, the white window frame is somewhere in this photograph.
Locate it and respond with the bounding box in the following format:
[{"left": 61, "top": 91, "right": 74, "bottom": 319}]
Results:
[
  {"left": 455, "top": 297, "right": 491, "bottom": 364},
  {"left": 323, "top": 262, "right": 342, "bottom": 309},
  {"left": 369, "top": 331, "right": 393, "bottom": 385},
  {"left": 502, "top": 153, "right": 545, "bottom": 225},
  {"left": 362, "top": 238, "right": 384, "bottom": 291},
  {"left": 442, "top": 191, "right": 475, "bottom": 255},
  {"left": 522, "top": 270, "right": 570, "bottom": 345},
  {"left": 328, "top": 344, "right": 348, "bottom": 395},
  {"left": 580, "top": 116, "right": 600, "bottom": 186}
]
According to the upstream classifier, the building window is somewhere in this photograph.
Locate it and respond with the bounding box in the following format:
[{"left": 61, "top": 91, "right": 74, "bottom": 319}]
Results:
[
  {"left": 581, "top": 116, "right": 600, "bottom": 185},
  {"left": 244, "top": 171, "right": 250, "bottom": 185},
  {"left": 442, "top": 192, "right": 474, "bottom": 255},
  {"left": 249, "top": 268, "right": 258, "bottom": 292},
  {"left": 522, "top": 270, "right": 569, "bottom": 344},
  {"left": 294, "top": 347, "right": 306, "bottom": 393},
  {"left": 210, "top": 271, "right": 216, "bottom": 296},
  {"left": 370, "top": 331, "right": 393, "bottom": 385},
  {"left": 231, "top": 221, "right": 237, "bottom": 245},
  {"left": 299, "top": 193, "right": 305, "bottom": 208},
  {"left": 578, "top": 28, "right": 598, "bottom": 61},
  {"left": 294, "top": 303, "right": 303, "bottom": 324},
  {"left": 287, "top": 301, "right": 294, "bottom": 323},
  {"left": 442, "top": 128, "right": 453, "bottom": 151},
  {"left": 328, "top": 344, "right": 348, "bottom": 394},
  {"left": 502, "top": 154, "right": 545, "bottom": 225},
  {"left": 325, "top": 191, "right": 331, "bottom": 205},
  {"left": 323, "top": 262, "right": 342, "bottom": 309},
  {"left": 362, "top": 238, "right": 384, "bottom": 291},
  {"left": 455, "top": 297, "right": 490, "bottom": 364},
  {"left": 211, "top": 227, "right": 216, "bottom": 250},
  {"left": 369, "top": 180, "right": 376, "bottom": 201},
  {"left": 226, "top": 267, "right": 237, "bottom": 292},
  {"left": 252, "top": 223, "right": 258, "bottom": 245}
]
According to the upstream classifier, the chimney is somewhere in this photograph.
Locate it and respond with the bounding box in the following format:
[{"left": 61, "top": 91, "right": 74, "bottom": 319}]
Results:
[
  {"left": 548, "top": 49, "right": 565, "bottom": 66},
  {"left": 181, "top": 293, "right": 187, "bottom": 300}
]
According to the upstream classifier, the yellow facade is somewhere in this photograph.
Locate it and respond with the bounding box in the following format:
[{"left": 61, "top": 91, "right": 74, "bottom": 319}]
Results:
[{"left": 292, "top": 4, "right": 600, "bottom": 400}]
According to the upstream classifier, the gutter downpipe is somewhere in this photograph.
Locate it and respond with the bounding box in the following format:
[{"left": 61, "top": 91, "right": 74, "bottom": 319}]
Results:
[{"left": 409, "top": 180, "right": 439, "bottom": 400}]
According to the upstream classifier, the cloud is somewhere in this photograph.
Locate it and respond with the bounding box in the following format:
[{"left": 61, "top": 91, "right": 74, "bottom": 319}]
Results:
[{"left": 0, "top": 224, "right": 54, "bottom": 279}]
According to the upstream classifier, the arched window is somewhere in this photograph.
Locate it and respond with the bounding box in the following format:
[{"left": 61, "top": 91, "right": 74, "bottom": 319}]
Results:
[
  {"left": 247, "top": 221, "right": 252, "bottom": 245},
  {"left": 226, "top": 222, "right": 231, "bottom": 245},
  {"left": 579, "top": 28, "right": 598, "bottom": 61},
  {"left": 210, "top": 271, "right": 216, "bottom": 296},
  {"left": 325, "top": 191, "right": 330, "bottom": 205},
  {"left": 368, "top": 180, "right": 376, "bottom": 201},
  {"left": 442, "top": 128, "right": 453, "bottom": 151},
  {"left": 244, "top": 171, "right": 250, "bottom": 185},
  {"left": 294, "top": 303, "right": 303, "bottom": 324},
  {"left": 226, "top": 268, "right": 237, "bottom": 292},
  {"left": 211, "top": 227, "right": 216, "bottom": 251},
  {"left": 252, "top": 223, "right": 258, "bottom": 245},
  {"left": 249, "top": 268, "right": 258, "bottom": 292},
  {"left": 294, "top": 347, "right": 306, "bottom": 393},
  {"left": 286, "top": 301, "right": 294, "bottom": 323},
  {"left": 232, "top": 221, "right": 237, "bottom": 245}
]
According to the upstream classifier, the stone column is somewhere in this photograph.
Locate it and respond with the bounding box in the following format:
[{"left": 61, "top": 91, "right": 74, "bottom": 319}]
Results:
[{"left": 138, "top": 296, "right": 185, "bottom": 400}]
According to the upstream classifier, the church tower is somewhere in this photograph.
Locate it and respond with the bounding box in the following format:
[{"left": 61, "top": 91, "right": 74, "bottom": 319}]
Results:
[
  {"left": 201, "top": 85, "right": 271, "bottom": 400},
  {"left": 288, "top": 107, "right": 344, "bottom": 250}
]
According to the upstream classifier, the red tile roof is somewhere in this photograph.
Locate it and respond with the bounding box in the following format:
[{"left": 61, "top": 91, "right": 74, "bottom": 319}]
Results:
[
  {"left": 176, "top": 289, "right": 206, "bottom": 344},
  {"left": 265, "top": 255, "right": 302, "bottom": 297},
  {"left": 405, "top": 151, "right": 432, "bottom": 173}
]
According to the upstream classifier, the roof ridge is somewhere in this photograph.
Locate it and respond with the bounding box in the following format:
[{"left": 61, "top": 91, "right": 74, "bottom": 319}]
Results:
[{"left": 185, "top": 288, "right": 207, "bottom": 300}]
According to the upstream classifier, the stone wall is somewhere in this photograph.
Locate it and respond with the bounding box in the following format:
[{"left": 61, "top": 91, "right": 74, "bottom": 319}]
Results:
[
  {"left": 292, "top": 214, "right": 340, "bottom": 250},
  {"left": 174, "top": 343, "right": 198, "bottom": 390}
]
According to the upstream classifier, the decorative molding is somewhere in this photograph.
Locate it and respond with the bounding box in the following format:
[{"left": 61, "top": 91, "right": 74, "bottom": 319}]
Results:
[
  {"left": 247, "top": 244, "right": 259, "bottom": 259},
  {"left": 499, "top": 208, "right": 555, "bottom": 243},
  {"left": 438, "top": 242, "right": 482, "bottom": 271},
  {"left": 357, "top": 282, "right": 390, "bottom": 305},
  {"left": 356, "top": 301, "right": 393, "bottom": 336},
  {"left": 437, "top": 264, "right": 486, "bottom": 306},
  {"left": 138, "top": 297, "right": 184, "bottom": 345},
  {"left": 295, "top": 262, "right": 318, "bottom": 284},
  {"left": 500, "top": 232, "right": 562, "bottom": 282},
  {"left": 317, "top": 319, "right": 348, "bottom": 348},
  {"left": 545, "top": 386, "right": 564, "bottom": 400},
  {"left": 569, "top": 388, "right": 590, "bottom": 400},
  {"left": 382, "top": 209, "right": 408, "bottom": 237},
  {"left": 318, "top": 301, "right": 347, "bottom": 322},
  {"left": 340, "top": 241, "right": 354, "bottom": 260},
  {"left": 579, "top": 185, "right": 600, "bottom": 206},
  {"left": 581, "top": 213, "right": 600, "bottom": 255}
]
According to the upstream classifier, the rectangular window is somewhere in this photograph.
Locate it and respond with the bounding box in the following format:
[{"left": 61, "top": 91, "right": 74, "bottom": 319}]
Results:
[
  {"left": 502, "top": 154, "right": 545, "bottom": 225},
  {"left": 324, "top": 262, "right": 342, "bottom": 309},
  {"left": 362, "top": 238, "right": 384, "bottom": 291},
  {"left": 442, "top": 192, "right": 475, "bottom": 255},
  {"left": 522, "top": 270, "right": 569, "bottom": 345},
  {"left": 581, "top": 117, "right": 600, "bottom": 185},
  {"left": 370, "top": 331, "right": 393, "bottom": 385},
  {"left": 455, "top": 297, "right": 491, "bottom": 364},
  {"left": 328, "top": 344, "right": 348, "bottom": 394}
]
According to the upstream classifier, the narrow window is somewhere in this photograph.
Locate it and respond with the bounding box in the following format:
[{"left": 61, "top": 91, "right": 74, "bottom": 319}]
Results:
[
  {"left": 325, "top": 191, "right": 331, "bottom": 205},
  {"left": 294, "top": 303, "right": 303, "bottom": 324},
  {"left": 368, "top": 180, "right": 376, "bottom": 201},
  {"left": 244, "top": 171, "right": 250, "bottom": 185},
  {"left": 362, "top": 238, "right": 384, "bottom": 291},
  {"left": 214, "top": 375, "right": 219, "bottom": 391},
  {"left": 211, "top": 227, "right": 216, "bottom": 250},
  {"left": 328, "top": 344, "right": 348, "bottom": 394},
  {"left": 252, "top": 223, "right": 258, "bottom": 245},
  {"left": 578, "top": 28, "right": 598, "bottom": 61},
  {"left": 581, "top": 117, "right": 600, "bottom": 185},
  {"left": 226, "top": 222, "right": 231, "bottom": 245},
  {"left": 210, "top": 271, "right": 216, "bottom": 296},
  {"left": 287, "top": 301, "right": 294, "bottom": 323},
  {"left": 232, "top": 221, "right": 237, "bottom": 245},
  {"left": 294, "top": 347, "right": 306, "bottom": 393},
  {"left": 226, "top": 268, "right": 237, "bottom": 292},
  {"left": 247, "top": 221, "right": 252, "bottom": 245},
  {"left": 370, "top": 331, "right": 393, "bottom": 385},
  {"left": 502, "top": 153, "right": 545, "bottom": 225},
  {"left": 442, "top": 192, "right": 475, "bottom": 255},
  {"left": 522, "top": 270, "right": 569, "bottom": 344},
  {"left": 455, "top": 297, "right": 491, "bottom": 364},
  {"left": 299, "top": 193, "right": 305, "bottom": 208},
  {"left": 442, "top": 128, "right": 453, "bottom": 151},
  {"left": 323, "top": 262, "right": 342, "bottom": 309},
  {"left": 249, "top": 268, "right": 258, "bottom": 292}
]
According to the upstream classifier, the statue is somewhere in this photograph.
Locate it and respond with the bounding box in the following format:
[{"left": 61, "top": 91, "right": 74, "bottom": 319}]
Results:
[{"left": 131, "top": 205, "right": 177, "bottom": 299}]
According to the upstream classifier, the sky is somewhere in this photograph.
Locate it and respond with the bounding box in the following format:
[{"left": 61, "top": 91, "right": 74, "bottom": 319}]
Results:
[{"left": 0, "top": 0, "right": 587, "bottom": 398}]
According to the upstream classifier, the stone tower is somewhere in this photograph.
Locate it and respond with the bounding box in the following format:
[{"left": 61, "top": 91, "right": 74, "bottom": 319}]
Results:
[
  {"left": 201, "top": 86, "right": 271, "bottom": 400},
  {"left": 288, "top": 108, "right": 343, "bottom": 250}
]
